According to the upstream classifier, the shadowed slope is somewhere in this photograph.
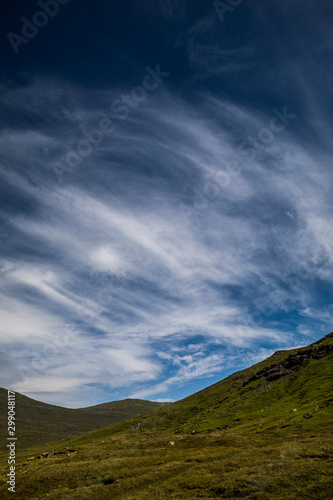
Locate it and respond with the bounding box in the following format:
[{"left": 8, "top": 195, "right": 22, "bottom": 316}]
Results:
[{"left": 0, "top": 390, "right": 162, "bottom": 448}]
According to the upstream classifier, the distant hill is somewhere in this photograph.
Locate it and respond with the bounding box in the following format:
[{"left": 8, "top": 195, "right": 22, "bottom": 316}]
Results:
[
  {"left": 0, "top": 332, "right": 332, "bottom": 499},
  {"left": 0, "top": 390, "right": 162, "bottom": 448}
]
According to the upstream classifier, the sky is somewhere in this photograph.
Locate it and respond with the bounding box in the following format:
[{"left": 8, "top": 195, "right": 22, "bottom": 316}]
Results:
[{"left": 0, "top": 0, "right": 332, "bottom": 408}]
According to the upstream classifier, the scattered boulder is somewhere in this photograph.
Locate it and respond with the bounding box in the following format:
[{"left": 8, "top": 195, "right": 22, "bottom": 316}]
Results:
[
  {"left": 53, "top": 449, "right": 76, "bottom": 456},
  {"left": 102, "top": 477, "right": 115, "bottom": 485},
  {"left": 291, "top": 409, "right": 297, "bottom": 412},
  {"left": 27, "top": 457, "right": 35, "bottom": 461},
  {"left": 167, "top": 441, "right": 175, "bottom": 445}
]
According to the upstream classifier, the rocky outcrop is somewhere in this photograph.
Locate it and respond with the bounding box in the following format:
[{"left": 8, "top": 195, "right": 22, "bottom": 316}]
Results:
[{"left": 243, "top": 341, "right": 333, "bottom": 387}]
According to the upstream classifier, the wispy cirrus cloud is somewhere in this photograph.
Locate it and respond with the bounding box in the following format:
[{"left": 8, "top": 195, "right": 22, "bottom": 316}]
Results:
[{"left": 1, "top": 77, "right": 332, "bottom": 405}]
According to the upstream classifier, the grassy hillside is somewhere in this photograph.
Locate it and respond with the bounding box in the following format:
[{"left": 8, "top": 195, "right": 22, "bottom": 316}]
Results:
[
  {"left": 139, "top": 331, "right": 333, "bottom": 435},
  {"left": 0, "top": 390, "right": 162, "bottom": 448},
  {"left": 0, "top": 332, "right": 332, "bottom": 499}
]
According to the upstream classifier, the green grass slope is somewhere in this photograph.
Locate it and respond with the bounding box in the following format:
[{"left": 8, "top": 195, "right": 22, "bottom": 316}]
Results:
[
  {"left": 0, "top": 333, "right": 332, "bottom": 499},
  {"left": 0, "top": 390, "right": 162, "bottom": 448},
  {"left": 139, "top": 331, "right": 333, "bottom": 435}
]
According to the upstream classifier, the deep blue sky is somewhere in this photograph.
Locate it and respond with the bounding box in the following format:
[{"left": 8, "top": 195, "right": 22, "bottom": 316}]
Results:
[{"left": 0, "top": 0, "right": 332, "bottom": 407}]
